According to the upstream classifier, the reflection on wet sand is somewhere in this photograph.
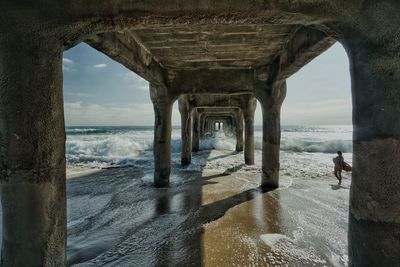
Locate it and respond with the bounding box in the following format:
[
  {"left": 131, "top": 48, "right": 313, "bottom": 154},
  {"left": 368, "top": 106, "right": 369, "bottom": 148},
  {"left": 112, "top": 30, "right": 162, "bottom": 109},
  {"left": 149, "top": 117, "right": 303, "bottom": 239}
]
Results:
[
  {"left": 202, "top": 175, "right": 283, "bottom": 266},
  {"left": 67, "top": 151, "right": 350, "bottom": 266}
]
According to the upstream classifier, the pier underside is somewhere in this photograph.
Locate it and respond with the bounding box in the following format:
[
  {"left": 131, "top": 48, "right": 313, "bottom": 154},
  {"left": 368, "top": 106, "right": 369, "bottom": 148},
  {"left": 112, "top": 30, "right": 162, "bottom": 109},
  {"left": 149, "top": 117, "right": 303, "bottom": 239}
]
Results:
[{"left": 1, "top": 1, "right": 400, "bottom": 266}]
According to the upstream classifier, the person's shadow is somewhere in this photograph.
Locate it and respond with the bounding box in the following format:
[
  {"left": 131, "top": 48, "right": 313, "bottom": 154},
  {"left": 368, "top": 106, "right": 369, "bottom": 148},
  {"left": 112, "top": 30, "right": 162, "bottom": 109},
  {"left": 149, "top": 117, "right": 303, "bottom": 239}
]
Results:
[{"left": 329, "top": 184, "right": 350, "bottom": 190}]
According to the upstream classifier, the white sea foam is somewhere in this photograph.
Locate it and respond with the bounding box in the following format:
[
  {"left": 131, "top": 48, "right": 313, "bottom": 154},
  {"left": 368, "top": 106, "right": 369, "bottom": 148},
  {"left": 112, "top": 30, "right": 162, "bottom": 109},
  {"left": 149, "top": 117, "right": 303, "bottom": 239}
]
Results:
[
  {"left": 66, "top": 135, "right": 150, "bottom": 169},
  {"left": 140, "top": 173, "right": 197, "bottom": 186},
  {"left": 260, "top": 234, "right": 290, "bottom": 248},
  {"left": 200, "top": 136, "right": 236, "bottom": 151},
  {"left": 65, "top": 125, "right": 353, "bottom": 171}
]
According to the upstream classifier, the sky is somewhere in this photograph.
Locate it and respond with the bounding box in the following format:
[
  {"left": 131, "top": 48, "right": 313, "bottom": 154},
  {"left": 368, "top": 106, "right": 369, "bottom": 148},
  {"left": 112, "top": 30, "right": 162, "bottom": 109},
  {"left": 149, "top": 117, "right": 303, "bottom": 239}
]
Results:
[{"left": 63, "top": 43, "right": 351, "bottom": 126}]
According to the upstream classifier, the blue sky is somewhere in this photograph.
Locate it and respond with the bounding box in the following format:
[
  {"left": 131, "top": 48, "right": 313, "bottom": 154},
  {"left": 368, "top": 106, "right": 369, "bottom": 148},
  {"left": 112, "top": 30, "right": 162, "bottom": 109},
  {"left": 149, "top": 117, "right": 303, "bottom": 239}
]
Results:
[{"left": 63, "top": 43, "right": 351, "bottom": 126}]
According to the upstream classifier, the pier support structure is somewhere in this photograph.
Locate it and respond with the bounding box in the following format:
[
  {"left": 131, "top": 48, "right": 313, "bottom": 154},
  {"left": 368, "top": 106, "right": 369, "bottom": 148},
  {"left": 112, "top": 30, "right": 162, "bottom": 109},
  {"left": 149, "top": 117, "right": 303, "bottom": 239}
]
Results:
[
  {"left": 150, "top": 84, "right": 176, "bottom": 187},
  {"left": 180, "top": 94, "right": 255, "bottom": 162},
  {"left": 344, "top": 34, "right": 400, "bottom": 266},
  {"left": 233, "top": 109, "right": 244, "bottom": 152},
  {"left": 178, "top": 96, "right": 193, "bottom": 166},
  {"left": 2, "top": 1, "right": 400, "bottom": 265},
  {"left": 192, "top": 109, "right": 200, "bottom": 152},
  {"left": 254, "top": 74, "right": 287, "bottom": 188},
  {"left": 0, "top": 37, "right": 66, "bottom": 266},
  {"left": 242, "top": 98, "right": 257, "bottom": 165}
]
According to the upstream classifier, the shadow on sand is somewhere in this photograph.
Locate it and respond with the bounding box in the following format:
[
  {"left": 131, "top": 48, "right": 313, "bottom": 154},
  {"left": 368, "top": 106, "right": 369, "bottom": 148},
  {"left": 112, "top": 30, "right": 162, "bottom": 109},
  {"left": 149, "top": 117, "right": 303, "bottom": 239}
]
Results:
[
  {"left": 66, "top": 147, "right": 278, "bottom": 266},
  {"left": 329, "top": 184, "right": 350, "bottom": 190}
]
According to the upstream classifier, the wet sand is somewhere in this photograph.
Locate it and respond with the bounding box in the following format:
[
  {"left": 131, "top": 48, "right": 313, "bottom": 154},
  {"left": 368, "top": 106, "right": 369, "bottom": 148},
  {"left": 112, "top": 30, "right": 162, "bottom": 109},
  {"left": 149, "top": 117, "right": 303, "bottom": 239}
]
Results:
[{"left": 66, "top": 150, "right": 349, "bottom": 266}]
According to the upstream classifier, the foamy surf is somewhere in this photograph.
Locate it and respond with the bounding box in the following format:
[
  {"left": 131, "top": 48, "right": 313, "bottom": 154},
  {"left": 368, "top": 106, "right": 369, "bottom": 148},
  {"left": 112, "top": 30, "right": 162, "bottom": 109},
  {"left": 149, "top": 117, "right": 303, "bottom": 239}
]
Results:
[
  {"left": 140, "top": 173, "right": 198, "bottom": 186},
  {"left": 64, "top": 125, "right": 351, "bottom": 266},
  {"left": 65, "top": 125, "right": 353, "bottom": 171},
  {"left": 260, "top": 234, "right": 290, "bottom": 249}
]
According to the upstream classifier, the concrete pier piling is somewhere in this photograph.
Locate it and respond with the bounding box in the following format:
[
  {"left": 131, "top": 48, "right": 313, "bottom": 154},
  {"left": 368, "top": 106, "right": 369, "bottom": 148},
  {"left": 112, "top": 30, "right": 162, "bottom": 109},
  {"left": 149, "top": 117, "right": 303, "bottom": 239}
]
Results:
[
  {"left": 150, "top": 85, "right": 174, "bottom": 187},
  {"left": 0, "top": 38, "right": 67, "bottom": 266},
  {"left": 234, "top": 109, "right": 244, "bottom": 152},
  {"left": 243, "top": 99, "right": 257, "bottom": 165},
  {"left": 255, "top": 81, "right": 287, "bottom": 188},
  {"left": 178, "top": 96, "right": 193, "bottom": 166}
]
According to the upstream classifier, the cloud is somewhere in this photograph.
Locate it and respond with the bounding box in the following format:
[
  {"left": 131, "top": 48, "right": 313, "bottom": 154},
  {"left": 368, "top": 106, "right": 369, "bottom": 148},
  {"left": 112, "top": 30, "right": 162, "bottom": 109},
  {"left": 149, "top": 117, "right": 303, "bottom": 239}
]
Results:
[
  {"left": 64, "top": 92, "right": 90, "bottom": 98},
  {"left": 62, "top": 57, "right": 77, "bottom": 72},
  {"left": 65, "top": 101, "right": 83, "bottom": 109},
  {"left": 63, "top": 58, "right": 73, "bottom": 64},
  {"left": 93, "top": 63, "right": 107, "bottom": 69}
]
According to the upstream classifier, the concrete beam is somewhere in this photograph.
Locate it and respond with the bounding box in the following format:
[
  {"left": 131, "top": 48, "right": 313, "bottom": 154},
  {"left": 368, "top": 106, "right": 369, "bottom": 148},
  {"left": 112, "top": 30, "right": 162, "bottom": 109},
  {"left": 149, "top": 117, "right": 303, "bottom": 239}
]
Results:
[
  {"left": 204, "top": 116, "right": 235, "bottom": 136},
  {"left": 254, "top": 26, "right": 334, "bottom": 87},
  {"left": 278, "top": 26, "right": 335, "bottom": 80},
  {"left": 196, "top": 107, "right": 241, "bottom": 114},
  {"left": 168, "top": 69, "right": 254, "bottom": 95},
  {"left": 1, "top": 1, "right": 348, "bottom": 34},
  {"left": 185, "top": 94, "right": 255, "bottom": 109},
  {"left": 198, "top": 108, "right": 238, "bottom": 140},
  {"left": 86, "top": 32, "right": 168, "bottom": 88}
]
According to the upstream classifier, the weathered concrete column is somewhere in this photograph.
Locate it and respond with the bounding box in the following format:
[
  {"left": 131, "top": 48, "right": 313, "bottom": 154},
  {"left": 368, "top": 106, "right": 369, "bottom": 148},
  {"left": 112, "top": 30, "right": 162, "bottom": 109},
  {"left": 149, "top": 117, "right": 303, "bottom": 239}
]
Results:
[
  {"left": 234, "top": 110, "right": 244, "bottom": 152},
  {"left": 199, "top": 113, "right": 205, "bottom": 138},
  {"left": 243, "top": 98, "right": 257, "bottom": 165},
  {"left": 207, "top": 120, "right": 212, "bottom": 136},
  {"left": 192, "top": 109, "right": 200, "bottom": 152},
  {"left": 203, "top": 115, "right": 208, "bottom": 138},
  {"left": 344, "top": 40, "right": 400, "bottom": 266},
  {"left": 255, "top": 81, "right": 286, "bottom": 188},
  {"left": 150, "top": 85, "right": 175, "bottom": 187},
  {"left": 178, "top": 96, "right": 192, "bottom": 166},
  {"left": 0, "top": 36, "right": 66, "bottom": 266}
]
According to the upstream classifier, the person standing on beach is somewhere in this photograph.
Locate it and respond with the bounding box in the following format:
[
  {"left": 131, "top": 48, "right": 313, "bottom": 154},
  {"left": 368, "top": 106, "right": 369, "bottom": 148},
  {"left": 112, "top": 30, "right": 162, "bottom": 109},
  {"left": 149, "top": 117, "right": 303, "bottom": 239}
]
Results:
[{"left": 333, "top": 151, "right": 344, "bottom": 185}]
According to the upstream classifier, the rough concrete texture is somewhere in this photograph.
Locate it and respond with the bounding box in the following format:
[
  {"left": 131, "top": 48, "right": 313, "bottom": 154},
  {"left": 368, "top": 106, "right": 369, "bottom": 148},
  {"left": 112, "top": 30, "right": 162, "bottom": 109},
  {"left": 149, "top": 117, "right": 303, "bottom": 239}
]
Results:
[
  {"left": 256, "top": 82, "right": 287, "bottom": 188},
  {"left": 178, "top": 94, "right": 250, "bottom": 164},
  {"left": 233, "top": 109, "right": 244, "bottom": 152},
  {"left": 341, "top": 27, "right": 400, "bottom": 264},
  {"left": 349, "top": 213, "right": 400, "bottom": 266},
  {"left": 202, "top": 114, "right": 234, "bottom": 136},
  {"left": 243, "top": 99, "right": 257, "bottom": 165},
  {"left": 197, "top": 109, "right": 236, "bottom": 135},
  {"left": 0, "top": 37, "right": 66, "bottom": 266},
  {"left": 178, "top": 96, "right": 193, "bottom": 166},
  {"left": 191, "top": 109, "right": 200, "bottom": 152},
  {"left": 351, "top": 139, "right": 400, "bottom": 223},
  {"left": 150, "top": 85, "right": 175, "bottom": 187}
]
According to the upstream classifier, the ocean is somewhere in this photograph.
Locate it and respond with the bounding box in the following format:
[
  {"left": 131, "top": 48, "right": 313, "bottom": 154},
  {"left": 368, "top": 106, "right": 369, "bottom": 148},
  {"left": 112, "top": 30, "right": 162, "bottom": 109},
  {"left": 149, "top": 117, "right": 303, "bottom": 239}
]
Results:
[{"left": 66, "top": 125, "right": 353, "bottom": 178}]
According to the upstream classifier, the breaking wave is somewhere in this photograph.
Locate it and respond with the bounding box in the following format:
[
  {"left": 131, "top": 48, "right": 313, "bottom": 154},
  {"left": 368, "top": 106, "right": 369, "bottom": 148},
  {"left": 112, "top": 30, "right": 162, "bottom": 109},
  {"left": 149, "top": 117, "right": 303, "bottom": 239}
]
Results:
[
  {"left": 65, "top": 126, "right": 352, "bottom": 168},
  {"left": 66, "top": 135, "right": 152, "bottom": 166},
  {"left": 200, "top": 137, "right": 237, "bottom": 151},
  {"left": 280, "top": 139, "right": 352, "bottom": 153}
]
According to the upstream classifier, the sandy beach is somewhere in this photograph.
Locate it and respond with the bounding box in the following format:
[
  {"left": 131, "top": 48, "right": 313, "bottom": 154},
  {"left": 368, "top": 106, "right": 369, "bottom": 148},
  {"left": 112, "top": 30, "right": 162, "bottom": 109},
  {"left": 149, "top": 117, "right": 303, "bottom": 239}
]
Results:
[{"left": 66, "top": 149, "right": 349, "bottom": 266}]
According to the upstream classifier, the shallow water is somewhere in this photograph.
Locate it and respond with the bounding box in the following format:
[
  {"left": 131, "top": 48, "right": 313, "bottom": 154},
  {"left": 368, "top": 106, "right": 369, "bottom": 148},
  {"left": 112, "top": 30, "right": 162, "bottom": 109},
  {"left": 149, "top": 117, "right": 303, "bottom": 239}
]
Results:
[{"left": 67, "top": 149, "right": 350, "bottom": 266}]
